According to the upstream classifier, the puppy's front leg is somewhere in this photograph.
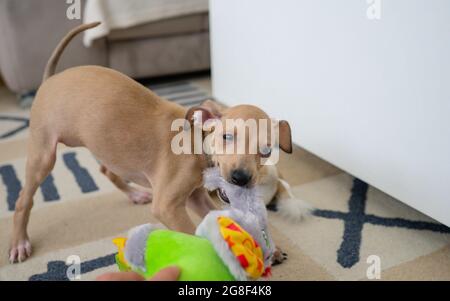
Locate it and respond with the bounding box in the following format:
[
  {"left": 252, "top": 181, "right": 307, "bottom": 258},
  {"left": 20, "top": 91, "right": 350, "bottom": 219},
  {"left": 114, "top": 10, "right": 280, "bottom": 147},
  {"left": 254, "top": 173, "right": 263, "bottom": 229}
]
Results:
[
  {"left": 187, "top": 187, "right": 218, "bottom": 219},
  {"left": 151, "top": 196, "right": 196, "bottom": 234},
  {"left": 150, "top": 179, "right": 197, "bottom": 234}
]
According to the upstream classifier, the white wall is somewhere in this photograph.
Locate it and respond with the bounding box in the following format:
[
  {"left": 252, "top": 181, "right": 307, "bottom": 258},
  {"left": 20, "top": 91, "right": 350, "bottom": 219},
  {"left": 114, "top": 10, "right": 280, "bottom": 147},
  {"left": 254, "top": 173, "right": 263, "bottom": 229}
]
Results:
[{"left": 210, "top": 0, "right": 450, "bottom": 226}]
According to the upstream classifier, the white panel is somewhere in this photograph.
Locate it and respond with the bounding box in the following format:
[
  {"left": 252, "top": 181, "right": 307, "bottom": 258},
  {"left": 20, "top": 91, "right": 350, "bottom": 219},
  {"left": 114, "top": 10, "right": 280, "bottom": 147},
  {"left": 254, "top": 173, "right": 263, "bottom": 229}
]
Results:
[{"left": 210, "top": 0, "right": 450, "bottom": 226}]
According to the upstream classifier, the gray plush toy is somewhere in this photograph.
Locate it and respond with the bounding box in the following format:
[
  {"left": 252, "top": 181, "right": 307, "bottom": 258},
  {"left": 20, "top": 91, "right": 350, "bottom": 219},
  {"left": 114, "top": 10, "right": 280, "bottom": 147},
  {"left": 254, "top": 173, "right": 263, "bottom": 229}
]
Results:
[{"left": 198, "top": 167, "right": 276, "bottom": 273}]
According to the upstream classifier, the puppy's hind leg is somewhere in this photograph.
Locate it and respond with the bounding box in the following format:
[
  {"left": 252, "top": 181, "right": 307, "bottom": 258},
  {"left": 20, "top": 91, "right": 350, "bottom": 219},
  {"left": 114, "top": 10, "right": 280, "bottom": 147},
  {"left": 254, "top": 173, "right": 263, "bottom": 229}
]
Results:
[
  {"left": 100, "top": 165, "right": 152, "bottom": 204},
  {"left": 10, "top": 135, "right": 57, "bottom": 263}
]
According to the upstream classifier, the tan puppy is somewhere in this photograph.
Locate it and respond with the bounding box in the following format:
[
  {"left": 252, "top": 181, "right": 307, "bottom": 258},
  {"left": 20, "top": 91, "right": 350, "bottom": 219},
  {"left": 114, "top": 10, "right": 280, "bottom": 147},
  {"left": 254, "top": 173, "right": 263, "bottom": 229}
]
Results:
[{"left": 9, "top": 23, "right": 295, "bottom": 263}]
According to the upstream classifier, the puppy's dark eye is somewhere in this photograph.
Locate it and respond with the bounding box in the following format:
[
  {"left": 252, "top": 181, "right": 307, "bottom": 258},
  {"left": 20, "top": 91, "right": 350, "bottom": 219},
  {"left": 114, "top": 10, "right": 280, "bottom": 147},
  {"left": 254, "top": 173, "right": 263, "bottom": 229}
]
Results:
[
  {"left": 260, "top": 146, "right": 272, "bottom": 158},
  {"left": 223, "top": 133, "right": 234, "bottom": 141}
]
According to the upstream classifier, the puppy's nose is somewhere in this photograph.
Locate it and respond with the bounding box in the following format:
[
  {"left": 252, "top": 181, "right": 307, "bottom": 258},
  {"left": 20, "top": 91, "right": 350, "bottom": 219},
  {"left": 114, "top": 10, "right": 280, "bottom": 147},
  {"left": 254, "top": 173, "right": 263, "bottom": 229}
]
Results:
[{"left": 231, "top": 169, "right": 252, "bottom": 187}]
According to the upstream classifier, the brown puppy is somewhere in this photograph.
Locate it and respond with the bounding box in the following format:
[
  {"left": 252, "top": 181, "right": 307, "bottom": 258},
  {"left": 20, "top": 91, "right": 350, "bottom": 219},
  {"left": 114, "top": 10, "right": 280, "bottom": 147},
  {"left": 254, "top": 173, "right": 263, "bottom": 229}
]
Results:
[{"left": 9, "top": 23, "right": 294, "bottom": 263}]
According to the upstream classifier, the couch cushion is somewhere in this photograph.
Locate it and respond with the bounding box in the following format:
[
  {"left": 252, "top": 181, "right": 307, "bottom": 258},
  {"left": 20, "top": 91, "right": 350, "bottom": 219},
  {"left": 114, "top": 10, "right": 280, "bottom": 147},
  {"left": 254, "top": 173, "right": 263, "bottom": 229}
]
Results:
[
  {"left": 107, "top": 13, "right": 209, "bottom": 41},
  {"left": 109, "top": 32, "right": 210, "bottom": 79}
]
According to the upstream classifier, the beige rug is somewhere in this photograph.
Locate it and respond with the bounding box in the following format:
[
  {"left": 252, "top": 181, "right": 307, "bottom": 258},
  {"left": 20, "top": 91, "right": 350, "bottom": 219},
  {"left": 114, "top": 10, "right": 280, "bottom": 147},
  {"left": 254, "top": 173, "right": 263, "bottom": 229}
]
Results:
[{"left": 1, "top": 78, "right": 450, "bottom": 281}]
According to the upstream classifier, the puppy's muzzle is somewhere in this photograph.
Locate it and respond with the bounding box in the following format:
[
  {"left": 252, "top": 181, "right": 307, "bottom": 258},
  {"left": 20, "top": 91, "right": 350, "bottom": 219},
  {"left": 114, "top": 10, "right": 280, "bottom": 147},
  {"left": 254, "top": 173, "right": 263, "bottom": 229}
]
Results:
[{"left": 230, "top": 169, "right": 252, "bottom": 187}]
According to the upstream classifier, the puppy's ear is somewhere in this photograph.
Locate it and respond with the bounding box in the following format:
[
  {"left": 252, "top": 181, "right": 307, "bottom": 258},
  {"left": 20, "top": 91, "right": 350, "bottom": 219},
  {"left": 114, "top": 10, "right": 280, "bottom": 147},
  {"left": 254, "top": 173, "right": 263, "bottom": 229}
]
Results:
[
  {"left": 278, "top": 120, "right": 292, "bottom": 153},
  {"left": 185, "top": 100, "right": 223, "bottom": 126},
  {"left": 200, "top": 99, "right": 224, "bottom": 118},
  {"left": 185, "top": 107, "right": 213, "bottom": 127}
]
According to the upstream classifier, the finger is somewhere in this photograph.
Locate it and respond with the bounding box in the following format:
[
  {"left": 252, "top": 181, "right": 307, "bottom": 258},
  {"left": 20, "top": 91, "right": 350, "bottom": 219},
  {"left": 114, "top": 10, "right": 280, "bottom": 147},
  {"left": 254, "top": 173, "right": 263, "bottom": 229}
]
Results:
[
  {"left": 149, "top": 266, "right": 180, "bottom": 281},
  {"left": 96, "top": 271, "right": 145, "bottom": 281}
]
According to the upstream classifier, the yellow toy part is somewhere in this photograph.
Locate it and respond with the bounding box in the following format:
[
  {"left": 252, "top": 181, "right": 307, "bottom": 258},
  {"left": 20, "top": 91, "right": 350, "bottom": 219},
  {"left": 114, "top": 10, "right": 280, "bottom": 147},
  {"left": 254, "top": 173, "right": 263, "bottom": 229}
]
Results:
[
  {"left": 217, "top": 216, "right": 265, "bottom": 279},
  {"left": 112, "top": 237, "right": 130, "bottom": 271}
]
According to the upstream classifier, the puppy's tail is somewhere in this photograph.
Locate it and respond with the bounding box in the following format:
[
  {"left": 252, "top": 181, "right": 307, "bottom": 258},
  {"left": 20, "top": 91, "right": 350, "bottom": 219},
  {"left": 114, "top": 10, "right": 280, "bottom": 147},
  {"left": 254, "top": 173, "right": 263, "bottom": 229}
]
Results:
[
  {"left": 275, "top": 178, "right": 313, "bottom": 222},
  {"left": 42, "top": 22, "right": 101, "bottom": 82}
]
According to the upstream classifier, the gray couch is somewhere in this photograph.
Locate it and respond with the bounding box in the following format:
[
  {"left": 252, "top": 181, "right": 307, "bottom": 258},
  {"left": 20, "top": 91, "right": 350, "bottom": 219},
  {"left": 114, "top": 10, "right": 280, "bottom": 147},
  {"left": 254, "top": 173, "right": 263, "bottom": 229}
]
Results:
[{"left": 0, "top": 0, "right": 210, "bottom": 94}]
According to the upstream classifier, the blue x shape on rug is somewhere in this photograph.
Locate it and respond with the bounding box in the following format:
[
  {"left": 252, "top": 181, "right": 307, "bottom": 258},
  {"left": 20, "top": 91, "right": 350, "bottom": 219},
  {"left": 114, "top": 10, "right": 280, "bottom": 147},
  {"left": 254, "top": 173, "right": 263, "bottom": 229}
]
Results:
[{"left": 313, "top": 178, "right": 450, "bottom": 268}]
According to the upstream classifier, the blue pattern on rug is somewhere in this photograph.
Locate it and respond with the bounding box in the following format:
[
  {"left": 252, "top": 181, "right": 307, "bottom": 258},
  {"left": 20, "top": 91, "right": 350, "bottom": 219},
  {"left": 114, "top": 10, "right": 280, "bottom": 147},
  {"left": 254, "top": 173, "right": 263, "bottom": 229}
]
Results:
[
  {"left": 313, "top": 178, "right": 450, "bottom": 268},
  {"left": 40, "top": 173, "right": 60, "bottom": 202},
  {"left": 0, "top": 151, "right": 99, "bottom": 211},
  {"left": 63, "top": 152, "right": 99, "bottom": 193},
  {"left": 0, "top": 165, "right": 21, "bottom": 211},
  {"left": 0, "top": 115, "right": 29, "bottom": 139}
]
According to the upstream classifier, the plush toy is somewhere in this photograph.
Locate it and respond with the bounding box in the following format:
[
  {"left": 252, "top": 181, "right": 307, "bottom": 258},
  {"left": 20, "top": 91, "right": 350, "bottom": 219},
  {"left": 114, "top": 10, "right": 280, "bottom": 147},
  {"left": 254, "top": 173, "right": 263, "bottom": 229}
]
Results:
[{"left": 113, "top": 167, "right": 275, "bottom": 281}]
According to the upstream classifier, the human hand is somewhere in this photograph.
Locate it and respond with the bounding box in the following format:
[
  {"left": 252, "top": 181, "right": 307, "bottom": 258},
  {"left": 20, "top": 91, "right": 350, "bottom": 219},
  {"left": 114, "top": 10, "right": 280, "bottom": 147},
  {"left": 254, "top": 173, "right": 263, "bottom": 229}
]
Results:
[{"left": 96, "top": 266, "right": 180, "bottom": 281}]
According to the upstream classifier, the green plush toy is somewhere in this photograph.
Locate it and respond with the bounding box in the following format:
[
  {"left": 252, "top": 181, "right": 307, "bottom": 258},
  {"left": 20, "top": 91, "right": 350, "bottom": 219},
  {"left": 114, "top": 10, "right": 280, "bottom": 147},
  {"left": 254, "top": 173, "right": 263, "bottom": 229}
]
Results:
[{"left": 114, "top": 228, "right": 235, "bottom": 281}]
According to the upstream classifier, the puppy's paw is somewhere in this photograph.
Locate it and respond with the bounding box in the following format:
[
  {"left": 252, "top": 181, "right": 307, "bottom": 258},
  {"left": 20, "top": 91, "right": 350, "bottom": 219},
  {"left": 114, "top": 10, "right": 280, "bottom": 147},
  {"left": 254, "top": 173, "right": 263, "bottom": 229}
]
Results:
[
  {"left": 271, "top": 247, "right": 288, "bottom": 266},
  {"left": 128, "top": 190, "right": 152, "bottom": 204},
  {"left": 9, "top": 239, "right": 32, "bottom": 264}
]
